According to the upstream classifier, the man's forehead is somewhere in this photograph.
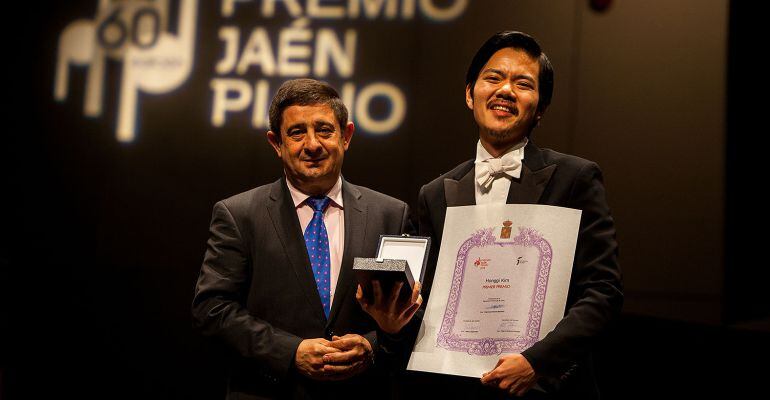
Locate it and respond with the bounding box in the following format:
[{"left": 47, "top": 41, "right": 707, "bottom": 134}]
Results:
[
  {"left": 483, "top": 48, "right": 540, "bottom": 72},
  {"left": 281, "top": 104, "right": 338, "bottom": 125},
  {"left": 283, "top": 103, "right": 335, "bottom": 115}
]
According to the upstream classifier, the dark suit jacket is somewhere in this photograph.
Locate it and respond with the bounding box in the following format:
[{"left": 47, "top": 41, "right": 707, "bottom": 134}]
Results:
[
  {"left": 192, "top": 178, "right": 411, "bottom": 400},
  {"left": 413, "top": 142, "right": 623, "bottom": 399}
]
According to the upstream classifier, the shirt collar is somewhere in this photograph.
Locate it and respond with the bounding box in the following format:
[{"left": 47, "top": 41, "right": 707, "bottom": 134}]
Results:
[
  {"left": 474, "top": 138, "right": 528, "bottom": 164},
  {"left": 285, "top": 175, "right": 344, "bottom": 209}
]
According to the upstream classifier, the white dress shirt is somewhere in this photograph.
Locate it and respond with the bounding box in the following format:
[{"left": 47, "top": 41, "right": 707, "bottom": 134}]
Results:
[
  {"left": 286, "top": 176, "right": 345, "bottom": 305},
  {"left": 474, "top": 138, "right": 528, "bottom": 205}
]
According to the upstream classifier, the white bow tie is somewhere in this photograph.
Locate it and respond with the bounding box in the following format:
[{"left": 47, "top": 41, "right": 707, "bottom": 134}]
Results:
[{"left": 476, "top": 158, "right": 521, "bottom": 191}]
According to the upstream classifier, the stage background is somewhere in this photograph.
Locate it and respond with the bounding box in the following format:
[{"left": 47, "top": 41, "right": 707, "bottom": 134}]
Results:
[{"left": 3, "top": 0, "right": 767, "bottom": 398}]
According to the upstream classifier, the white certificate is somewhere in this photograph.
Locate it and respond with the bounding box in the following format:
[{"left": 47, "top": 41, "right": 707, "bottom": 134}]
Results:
[{"left": 407, "top": 204, "right": 581, "bottom": 378}]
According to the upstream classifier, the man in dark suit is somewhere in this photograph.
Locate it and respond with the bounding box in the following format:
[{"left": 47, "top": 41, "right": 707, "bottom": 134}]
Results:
[
  {"left": 192, "top": 79, "right": 420, "bottom": 400},
  {"left": 414, "top": 31, "right": 623, "bottom": 398}
]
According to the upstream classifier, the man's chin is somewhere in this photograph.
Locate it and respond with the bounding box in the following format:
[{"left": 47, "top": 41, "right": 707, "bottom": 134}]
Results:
[
  {"left": 297, "top": 168, "right": 337, "bottom": 183},
  {"left": 298, "top": 170, "right": 324, "bottom": 180},
  {"left": 485, "top": 128, "right": 525, "bottom": 142}
]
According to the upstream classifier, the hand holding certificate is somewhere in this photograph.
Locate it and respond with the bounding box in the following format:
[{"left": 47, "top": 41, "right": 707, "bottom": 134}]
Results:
[
  {"left": 408, "top": 204, "right": 581, "bottom": 378},
  {"left": 480, "top": 353, "right": 537, "bottom": 396}
]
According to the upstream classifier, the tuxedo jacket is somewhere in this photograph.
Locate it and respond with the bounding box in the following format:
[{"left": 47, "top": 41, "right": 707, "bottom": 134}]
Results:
[
  {"left": 414, "top": 142, "right": 623, "bottom": 398},
  {"left": 192, "top": 178, "right": 411, "bottom": 400}
]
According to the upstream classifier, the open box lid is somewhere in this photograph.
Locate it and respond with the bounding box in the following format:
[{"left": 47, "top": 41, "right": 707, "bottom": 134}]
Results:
[{"left": 375, "top": 235, "right": 431, "bottom": 284}]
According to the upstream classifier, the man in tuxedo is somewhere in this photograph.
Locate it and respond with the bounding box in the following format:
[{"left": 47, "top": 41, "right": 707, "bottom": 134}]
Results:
[
  {"left": 192, "top": 79, "right": 420, "bottom": 400},
  {"left": 415, "top": 31, "right": 623, "bottom": 398}
]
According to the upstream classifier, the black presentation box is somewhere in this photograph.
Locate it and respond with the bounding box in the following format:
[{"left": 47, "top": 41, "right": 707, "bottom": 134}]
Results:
[{"left": 353, "top": 235, "right": 431, "bottom": 303}]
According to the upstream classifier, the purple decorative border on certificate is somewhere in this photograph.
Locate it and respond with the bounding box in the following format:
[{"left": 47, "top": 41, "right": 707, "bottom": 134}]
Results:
[{"left": 436, "top": 227, "right": 553, "bottom": 355}]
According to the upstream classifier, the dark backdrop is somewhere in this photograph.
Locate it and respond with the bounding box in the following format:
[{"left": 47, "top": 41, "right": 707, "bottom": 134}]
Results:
[{"left": 3, "top": 0, "right": 767, "bottom": 398}]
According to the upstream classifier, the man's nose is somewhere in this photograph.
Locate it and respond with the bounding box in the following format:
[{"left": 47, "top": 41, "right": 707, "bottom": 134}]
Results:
[
  {"left": 303, "top": 131, "right": 323, "bottom": 153},
  {"left": 496, "top": 81, "right": 516, "bottom": 99}
]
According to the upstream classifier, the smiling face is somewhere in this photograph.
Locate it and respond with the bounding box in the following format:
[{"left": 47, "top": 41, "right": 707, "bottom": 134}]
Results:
[
  {"left": 267, "top": 104, "right": 354, "bottom": 195},
  {"left": 466, "top": 47, "right": 542, "bottom": 155}
]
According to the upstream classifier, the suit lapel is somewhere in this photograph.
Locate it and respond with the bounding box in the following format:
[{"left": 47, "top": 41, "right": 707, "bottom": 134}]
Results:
[
  {"left": 444, "top": 160, "right": 476, "bottom": 207},
  {"left": 507, "top": 142, "right": 556, "bottom": 204},
  {"left": 266, "top": 178, "right": 326, "bottom": 324},
  {"left": 327, "top": 180, "right": 366, "bottom": 329},
  {"left": 506, "top": 164, "right": 556, "bottom": 204}
]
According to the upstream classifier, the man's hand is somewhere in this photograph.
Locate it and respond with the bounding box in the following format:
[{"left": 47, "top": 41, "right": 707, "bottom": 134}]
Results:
[
  {"left": 320, "top": 334, "right": 373, "bottom": 380},
  {"left": 356, "top": 280, "right": 422, "bottom": 334},
  {"left": 480, "top": 353, "right": 537, "bottom": 397},
  {"left": 294, "top": 338, "right": 341, "bottom": 380}
]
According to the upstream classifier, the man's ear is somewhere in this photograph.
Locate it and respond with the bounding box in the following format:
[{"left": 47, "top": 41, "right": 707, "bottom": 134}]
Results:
[
  {"left": 266, "top": 130, "right": 282, "bottom": 158},
  {"left": 532, "top": 107, "right": 546, "bottom": 129},
  {"left": 465, "top": 84, "right": 474, "bottom": 110},
  {"left": 342, "top": 122, "right": 354, "bottom": 151}
]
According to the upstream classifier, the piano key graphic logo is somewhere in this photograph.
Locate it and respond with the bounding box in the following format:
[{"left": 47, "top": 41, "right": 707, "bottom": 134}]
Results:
[{"left": 54, "top": 0, "right": 198, "bottom": 143}]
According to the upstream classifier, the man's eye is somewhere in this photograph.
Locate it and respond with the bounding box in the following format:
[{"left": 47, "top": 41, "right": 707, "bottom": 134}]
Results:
[{"left": 485, "top": 76, "right": 501, "bottom": 83}]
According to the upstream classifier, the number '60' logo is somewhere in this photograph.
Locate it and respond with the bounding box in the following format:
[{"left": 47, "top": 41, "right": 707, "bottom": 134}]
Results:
[{"left": 97, "top": 5, "right": 161, "bottom": 50}]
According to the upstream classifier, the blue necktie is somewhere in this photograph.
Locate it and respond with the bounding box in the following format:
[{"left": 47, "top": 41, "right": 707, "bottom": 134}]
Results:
[{"left": 304, "top": 196, "right": 332, "bottom": 318}]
